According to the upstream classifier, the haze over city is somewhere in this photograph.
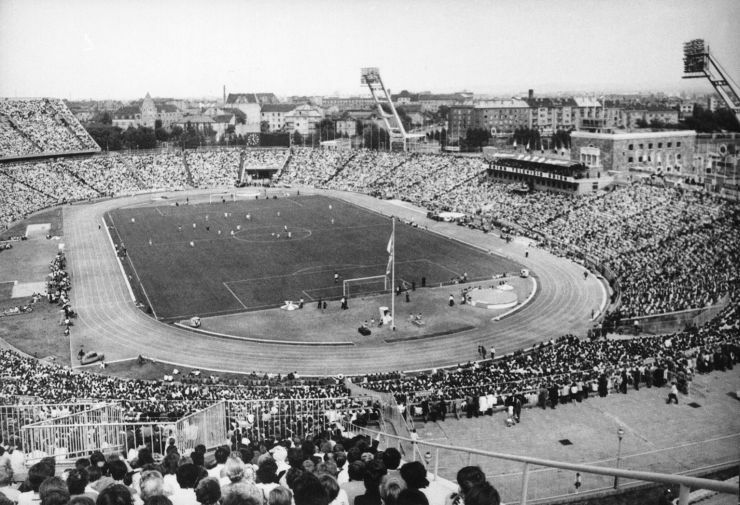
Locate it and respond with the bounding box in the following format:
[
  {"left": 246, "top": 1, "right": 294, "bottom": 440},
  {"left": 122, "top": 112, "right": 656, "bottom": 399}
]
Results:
[{"left": 1, "top": 0, "right": 739, "bottom": 100}]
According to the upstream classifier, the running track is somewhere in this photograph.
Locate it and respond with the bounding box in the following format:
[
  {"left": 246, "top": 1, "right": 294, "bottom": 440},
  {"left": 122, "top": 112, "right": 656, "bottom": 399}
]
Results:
[{"left": 65, "top": 189, "right": 605, "bottom": 375}]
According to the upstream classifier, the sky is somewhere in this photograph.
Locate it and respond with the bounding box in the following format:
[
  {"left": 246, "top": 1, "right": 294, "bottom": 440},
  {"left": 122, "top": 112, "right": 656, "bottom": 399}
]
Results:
[{"left": 1, "top": 0, "right": 739, "bottom": 100}]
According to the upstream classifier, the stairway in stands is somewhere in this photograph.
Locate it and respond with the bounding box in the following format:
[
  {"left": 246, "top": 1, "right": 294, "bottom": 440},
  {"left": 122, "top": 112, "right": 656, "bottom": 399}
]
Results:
[
  {"left": 325, "top": 152, "right": 358, "bottom": 184},
  {"left": 0, "top": 168, "right": 57, "bottom": 200},
  {"left": 62, "top": 166, "right": 105, "bottom": 197},
  {"left": 181, "top": 151, "right": 195, "bottom": 187}
]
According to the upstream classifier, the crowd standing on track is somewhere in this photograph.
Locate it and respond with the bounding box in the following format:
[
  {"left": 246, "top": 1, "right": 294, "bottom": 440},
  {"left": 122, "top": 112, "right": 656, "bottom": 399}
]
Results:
[{"left": 359, "top": 304, "right": 739, "bottom": 420}]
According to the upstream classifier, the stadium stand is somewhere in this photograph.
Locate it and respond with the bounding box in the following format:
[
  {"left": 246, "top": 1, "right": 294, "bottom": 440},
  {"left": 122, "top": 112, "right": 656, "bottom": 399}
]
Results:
[{"left": 0, "top": 99, "right": 99, "bottom": 158}]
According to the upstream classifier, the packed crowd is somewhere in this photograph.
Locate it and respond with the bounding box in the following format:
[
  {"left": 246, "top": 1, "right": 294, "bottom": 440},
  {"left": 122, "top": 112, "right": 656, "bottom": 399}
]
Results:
[
  {"left": 0, "top": 428, "right": 502, "bottom": 505},
  {"left": 186, "top": 151, "right": 242, "bottom": 188},
  {"left": 0, "top": 99, "right": 98, "bottom": 158},
  {"left": 0, "top": 149, "right": 295, "bottom": 230},
  {"left": 535, "top": 185, "right": 740, "bottom": 317},
  {"left": 360, "top": 304, "right": 739, "bottom": 413},
  {"left": 0, "top": 351, "right": 351, "bottom": 415}
]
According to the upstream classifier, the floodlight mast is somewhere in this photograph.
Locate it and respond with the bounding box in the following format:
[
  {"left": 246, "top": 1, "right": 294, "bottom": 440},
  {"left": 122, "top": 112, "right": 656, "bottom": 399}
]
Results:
[
  {"left": 361, "top": 67, "right": 409, "bottom": 151},
  {"left": 682, "top": 39, "right": 740, "bottom": 125}
]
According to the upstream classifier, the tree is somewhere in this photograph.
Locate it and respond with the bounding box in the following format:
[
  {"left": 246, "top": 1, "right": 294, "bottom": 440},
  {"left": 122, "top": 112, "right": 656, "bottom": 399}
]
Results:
[
  {"left": 362, "top": 124, "right": 390, "bottom": 150},
  {"left": 683, "top": 106, "right": 740, "bottom": 132},
  {"left": 179, "top": 124, "right": 203, "bottom": 149},
  {"left": 552, "top": 129, "right": 572, "bottom": 150},
  {"left": 395, "top": 106, "right": 413, "bottom": 132},
  {"left": 465, "top": 127, "right": 491, "bottom": 151},
  {"left": 436, "top": 105, "right": 450, "bottom": 123},
  {"left": 121, "top": 125, "right": 156, "bottom": 149},
  {"left": 169, "top": 125, "right": 184, "bottom": 141},
  {"left": 155, "top": 127, "right": 169, "bottom": 142},
  {"left": 316, "top": 119, "right": 336, "bottom": 140},
  {"left": 512, "top": 128, "right": 541, "bottom": 150},
  {"left": 90, "top": 111, "right": 113, "bottom": 125},
  {"left": 635, "top": 118, "right": 649, "bottom": 128},
  {"left": 260, "top": 120, "right": 270, "bottom": 133},
  {"left": 154, "top": 119, "right": 163, "bottom": 129},
  {"left": 85, "top": 124, "right": 122, "bottom": 150},
  {"left": 292, "top": 130, "right": 304, "bottom": 146}
]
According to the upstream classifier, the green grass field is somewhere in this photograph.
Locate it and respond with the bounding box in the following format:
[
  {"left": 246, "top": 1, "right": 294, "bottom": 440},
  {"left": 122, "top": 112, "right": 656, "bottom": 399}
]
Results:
[{"left": 106, "top": 195, "right": 520, "bottom": 320}]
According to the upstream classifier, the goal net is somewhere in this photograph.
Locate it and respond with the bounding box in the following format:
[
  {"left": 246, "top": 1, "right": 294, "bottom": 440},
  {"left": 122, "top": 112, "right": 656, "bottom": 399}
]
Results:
[
  {"left": 208, "top": 192, "right": 233, "bottom": 204},
  {"left": 343, "top": 275, "right": 389, "bottom": 298},
  {"left": 209, "top": 191, "right": 263, "bottom": 204}
]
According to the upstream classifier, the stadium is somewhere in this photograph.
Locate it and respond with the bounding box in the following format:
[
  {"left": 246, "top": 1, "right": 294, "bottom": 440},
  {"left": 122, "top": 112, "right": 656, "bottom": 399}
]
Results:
[{"left": 0, "top": 95, "right": 738, "bottom": 505}]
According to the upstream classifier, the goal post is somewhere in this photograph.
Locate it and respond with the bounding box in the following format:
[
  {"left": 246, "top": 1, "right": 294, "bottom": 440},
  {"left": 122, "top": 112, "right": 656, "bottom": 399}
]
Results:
[
  {"left": 209, "top": 191, "right": 261, "bottom": 204},
  {"left": 208, "top": 192, "right": 233, "bottom": 204},
  {"left": 343, "top": 275, "right": 389, "bottom": 298}
]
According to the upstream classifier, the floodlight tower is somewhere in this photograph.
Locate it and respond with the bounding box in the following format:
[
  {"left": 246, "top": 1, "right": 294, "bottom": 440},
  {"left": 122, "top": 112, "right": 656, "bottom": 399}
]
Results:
[
  {"left": 682, "top": 39, "right": 740, "bottom": 125},
  {"left": 361, "top": 67, "right": 409, "bottom": 151}
]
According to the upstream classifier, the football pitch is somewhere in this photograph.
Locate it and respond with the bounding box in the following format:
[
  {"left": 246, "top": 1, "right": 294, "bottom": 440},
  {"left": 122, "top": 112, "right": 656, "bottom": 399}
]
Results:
[{"left": 106, "top": 195, "right": 521, "bottom": 320}]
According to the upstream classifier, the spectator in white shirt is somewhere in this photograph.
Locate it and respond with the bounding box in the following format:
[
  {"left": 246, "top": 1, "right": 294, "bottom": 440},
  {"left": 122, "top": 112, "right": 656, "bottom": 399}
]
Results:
[{"left": 207, "top": 446, "right": 230, "bottom": 481}]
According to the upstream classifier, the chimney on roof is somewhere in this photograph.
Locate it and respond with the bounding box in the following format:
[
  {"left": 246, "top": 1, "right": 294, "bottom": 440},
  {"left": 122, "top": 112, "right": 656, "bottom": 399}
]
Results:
[{"left": 528, "top": 89, "right": 534, "bottom": 100}]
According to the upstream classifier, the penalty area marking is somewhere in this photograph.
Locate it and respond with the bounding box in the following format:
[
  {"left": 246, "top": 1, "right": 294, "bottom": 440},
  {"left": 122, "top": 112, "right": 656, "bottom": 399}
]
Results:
[
  {"left": 301, "top": 290, "right": 315, "bottom": 301},
  {"left": 222, "top": 282, "right": 248, "bottom": 309}
]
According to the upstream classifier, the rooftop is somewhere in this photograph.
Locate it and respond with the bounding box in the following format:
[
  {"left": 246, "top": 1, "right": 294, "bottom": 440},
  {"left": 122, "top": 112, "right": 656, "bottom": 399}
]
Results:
[
  {"left": 226, "top": 92, "right": 279, "bottom": 105},
  {"left": 261, "top": 104, "right": 298, "bottom": 113}
]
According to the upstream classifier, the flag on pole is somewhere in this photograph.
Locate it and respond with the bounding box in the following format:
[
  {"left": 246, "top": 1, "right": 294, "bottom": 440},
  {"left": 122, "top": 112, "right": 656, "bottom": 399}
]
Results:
[{"left": 385, "top": 233, "right": 394, "bottom": 275}]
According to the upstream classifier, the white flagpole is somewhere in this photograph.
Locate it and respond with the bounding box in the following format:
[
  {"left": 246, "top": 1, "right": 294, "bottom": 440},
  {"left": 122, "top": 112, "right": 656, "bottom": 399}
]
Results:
[{"left": 391, "top": 217, "right": 396, "bottom": 331}]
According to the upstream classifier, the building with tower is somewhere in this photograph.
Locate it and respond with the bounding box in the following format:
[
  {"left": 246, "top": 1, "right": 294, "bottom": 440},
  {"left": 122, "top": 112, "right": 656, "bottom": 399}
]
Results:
[{"left": 112, "top": 92, "right": 182, "bottom": 129}]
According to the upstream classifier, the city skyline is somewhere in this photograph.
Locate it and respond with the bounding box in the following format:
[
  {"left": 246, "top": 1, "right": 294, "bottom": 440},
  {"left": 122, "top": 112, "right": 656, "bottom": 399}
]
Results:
[{"left": 1, "top": 0, "right": 739, "bottom": 101}]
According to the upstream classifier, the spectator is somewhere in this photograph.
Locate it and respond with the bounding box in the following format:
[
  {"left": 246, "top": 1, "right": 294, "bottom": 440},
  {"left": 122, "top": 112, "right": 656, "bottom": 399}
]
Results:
[
  {"left": 397, "top": 488, "right": 429, "bottom": 505},
  {"left": 463, "top": 482, "right": 500, "bottom": 505},
  {"left": 194, "top": 477, "right": 220, "bottom": 505},
  {"left": 67, "top": 468, "right": 98, "bottom": 501},
  {"left": 318, "top": 474, "right": 349, "bottom": 505},
  {"left": 379, "top": 475, "right": 407, "bottom": 505},
  {"left": 172, "top": 464, "right": 203, "bottom": 505},
  {"left": 18, "top": 461, "right": 53, "bottom": 505},
  {"left": 96, "top": 484, "right": 134, "bottom": 505},
  {"left": 446, "top": 466, "right": 487, "bottom": 505},
  {"left": 292, "top": 472, "right": 328, "bottom": 505},
  {"left": 267, "top": 485, "right": 292, "bottom": 505}
]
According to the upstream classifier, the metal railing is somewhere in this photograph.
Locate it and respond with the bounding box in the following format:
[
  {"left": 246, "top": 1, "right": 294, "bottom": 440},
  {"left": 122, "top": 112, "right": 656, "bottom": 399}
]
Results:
[
  {"left": 223, "top": 396, "right": 378, "bottom": 441},
  {"left": 3, "top": 396, "right": 379, "bottom": 464},
  {"left": 1, "top": 401, "right": 95, "bottom": 446},
  {"left": 342, "top": 422, "right": 738, "bottom": 505},
  {"left": 175, "top": 401, "right": 228, "bottom": 454}
]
